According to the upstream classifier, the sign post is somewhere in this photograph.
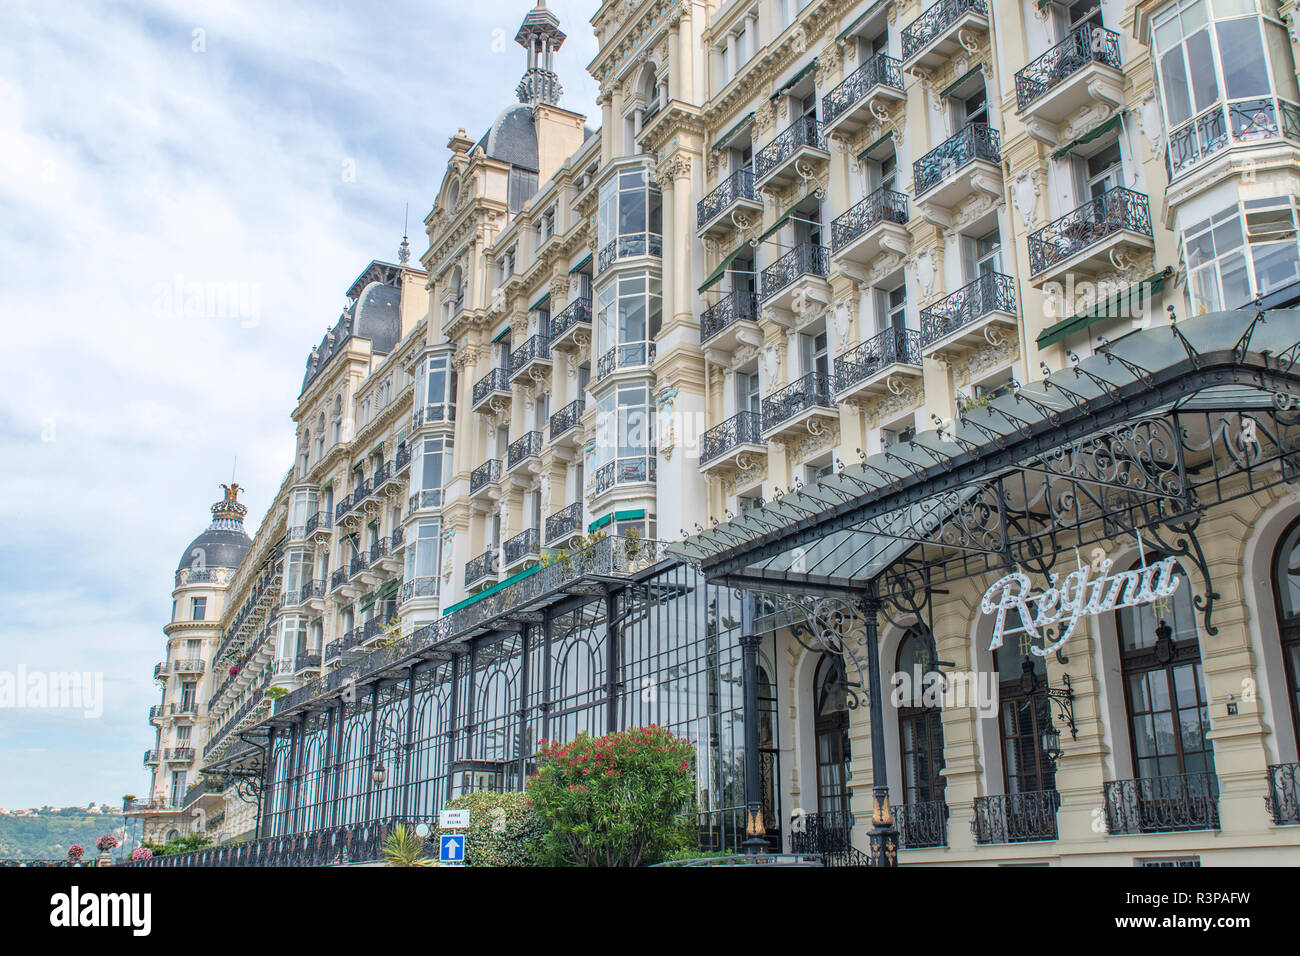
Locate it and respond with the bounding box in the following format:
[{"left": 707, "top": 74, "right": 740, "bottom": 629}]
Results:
[{"left": 438, "top": 808, "right": 470, "bottom": 866}]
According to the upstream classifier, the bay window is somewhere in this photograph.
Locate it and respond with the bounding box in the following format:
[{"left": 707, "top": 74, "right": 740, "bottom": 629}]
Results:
[
  {"left": 597, "top": 169, "right": 662, "bottom": 268},
  {"left": 413, "top": 435, "right": 453, "bottom": 509},
  {"left": 592, "top": 383, "right": 656, "bottom": 494},
  {"left": 415, "top": 352, "right": 456, "bottom": 422},
  {"left": 404, "top": 520, "right": 442, "bottom": 583},
  {"left": 595, "top": 273, "right": 662, "bottom": 378},
  {"left": 1186, "top": 197, "right": 1300, "bottom": 314}
]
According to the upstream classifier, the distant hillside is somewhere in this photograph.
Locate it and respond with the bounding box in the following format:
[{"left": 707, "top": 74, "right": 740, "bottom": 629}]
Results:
[{"left": 0, "top": 808, "right": 132, "bottom": 861}]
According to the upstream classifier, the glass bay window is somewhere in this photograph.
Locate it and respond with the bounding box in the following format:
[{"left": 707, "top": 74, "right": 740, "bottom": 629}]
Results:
[
  {"left": 1186, "top": 197, "right": 1300, "bottom": 314},
  {"left": 592, "top": 382, "right": 656, "bottom": 493},
  {"left": 595, "top": 273, "right": 662, "bottom": 378},
  {"left": 597, "top": 169, "right": 663, "bottom": 268}
]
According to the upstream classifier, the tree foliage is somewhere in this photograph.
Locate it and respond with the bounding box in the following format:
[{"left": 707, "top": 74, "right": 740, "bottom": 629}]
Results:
[{"left": 444, "top": 790, "right": 544, "bottom": 866}]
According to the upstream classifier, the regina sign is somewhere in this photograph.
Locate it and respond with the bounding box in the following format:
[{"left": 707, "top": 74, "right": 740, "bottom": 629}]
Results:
[{"left": 981, "top": 556, "right": 1180, "bottom": 657}]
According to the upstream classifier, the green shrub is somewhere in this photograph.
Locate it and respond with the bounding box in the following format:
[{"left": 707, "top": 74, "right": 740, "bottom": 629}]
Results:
[
  {"left": 444, "top": 791, "right": 544, "bottom": 866},
  {"left": 526, "top": 725, "right": 696, "bottom": 867}
]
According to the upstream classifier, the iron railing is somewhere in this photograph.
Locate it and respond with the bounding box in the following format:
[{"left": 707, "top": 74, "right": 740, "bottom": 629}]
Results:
[
  {"left": 333, "top": 493, "right": 353, "bottom": 523},
  {"left": 824, "top": 53, "right": 905, "bottom": 124},
  {"left": 304, "top": 512, "right": 325, "bottom": 537},
  {"left": 126, "top": 819, "right": 408, "bottom": 868},
  {"left": 465, "top": 550, "right": 499, "bottom": 587},
  {"left": 596, "top": 342, "right": 655, "bottom": 380},
  {"left": 1103, "top": 771, "right": 1220, "bottom": 834},
  {"left": 1027, "top": 186, "right": 1153, "bottom": 275},
  {"left": 550, "top": 296, "right": 592, "bottom": 339},
  {"left": 1015, "top": 24, "right": 1122, "bottom": 110},
  {"left": 368, "top": 537, "right": 390, "bottom": 564},
  {"left": 895, "top": 800, "right": 949, "bottom": 848},
  {"left": 469, "top": 459, "right": 502, "bottom": 494},
  {"left": 409, "top": 489, "right": 441, "bottom": 513},
  {"left": 329, "top": 568, "right": 347, "bottom": 591},
  {"left": 789, "top": 810, "right": 868, "bottom": 864},
  {"left": 832, "top": 186, "right": 909, "bottom": 251},
  {"left": 700, "top": 290, "right": 759, "bottom": 342},
  {"left": 592, "top": 458, "right": 656, "bottom": 496},
  {"left": 755, "top": 115, "right": 827, "bottom": 182},
  {"left": 504, "top": 528, "right": 540, "bottom": 565},
  {"left": 913, "top": 123, "right": 1000, "bottom": 195},
  {"left": 509, "top": 334, "right": 551, "bottom": 378},
  {"left": 1167, "top": 96, "right": 1300, "bottom": 179},
  {"left": 761, "top": 371, "right": 834, "bottom": 430},
  {"left": 835, "top": 327, "right": 923, "bottom": 391},
  {"left": 549, "top": 398, "right": 585, "bottom": 441},
  {"left": 506, "top": 431, "right": 544, "bottom": 471},
  {"left": 760, "top": 242, "right": 829, "bottom": 301},
  {"left": 598, "top": 233, "right": 663, "bottom": 271},
  {"left": 324, "top": 639, "right": 342, "bottom": 661},
  {"left": 371, "top": 461, "right": 391, "bottom": 488},
  {"left": 296, "top": 580, "right": 325, "bottom": 604},
  {"left": 1265, "top": 763, "right": 1300, "bottom": 825},
  {"left": 394, "top": 445, "right": 411, "bottom": 472},
  {"left": 399, "top": 576, "right": 439, "bottom": 603},
  {"left": 902, "top": 0, "right": 987, "bottom": 60},
  {"left": 697, "top": 169, "right": 758, "bottom": 229},
  {"left": 545, "top": 502, "right": 582, "bottom": 543},
  {"left": 701, "top": 410, "right": 764, "bottom": 464},
  {"left": 348, "top": 554, "right": 366, "bottom": 578},
  {"left": 919, "top": 271, "right": 1016, "bottom": 346},
  {"left": 971, "top": 790, "right": 1060, "bottom": 843},
  {"left": 472, "top": 367, "right": 511, "bottom": 406},
  {"left": 171, "top": 659, "right": 205, "bottom": 674},
  {"left": 294, "top": 652, "right": 322, "bottom": 673}
]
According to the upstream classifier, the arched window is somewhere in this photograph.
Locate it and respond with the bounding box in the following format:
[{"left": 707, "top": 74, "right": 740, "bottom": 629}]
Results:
[
  {"left": 994, "top": 613, "right": 1055, "bottom": 796},
  {"left": 813, "top": 654, "right": 852, "bottom": 824},
  {"left": 896, "top": 628, "right": 946, "bottom": 825},
  {"left": 1116, "top": 559, "right": 1215, "bottom": 783},
  {"left": 1272, "top": 518, "right": 1300, "bottom": 746}
]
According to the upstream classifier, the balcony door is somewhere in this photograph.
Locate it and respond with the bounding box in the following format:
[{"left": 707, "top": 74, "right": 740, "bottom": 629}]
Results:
[
  {"left": 950, "top": 83, "right": 988, "bottom": 133},
  {"left": 801, "top": 329, "right": 830, "bottom": 378},
  {"left": 1061, "top": 0, "right": 1103, "bottom": 37},
  {"left": 737, "top": 370, "right": 761, "bottom": 417},
  {"left": 813, "top": 654, "right": 853, "bottom": 821},
  {"left": 995, "top": 631, "right": 1056, "bottom": 796},
  {"left": 1077, "top": 140, "right": 1124, "bottom": 202}
]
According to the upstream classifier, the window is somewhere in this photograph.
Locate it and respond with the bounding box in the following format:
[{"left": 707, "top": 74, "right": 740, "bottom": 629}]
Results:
[
  {"left": 592, "top": 383, "right": 655, "bottom": 489},
  {"left": 595, "top": 273, "right": 662, "bottom": 373},
  {"left": 995, "top": 617, "right": 1056, "bottom": 795},
  {"left": 1084, "top": 141, "right": 1123, "bottom": 200},
  {"left": 597, "top": 170, "right": 662, "bottom": 261},
  {"left": 813, "top": 654, "right": 852, "bottom": 821},
  {"left": 180, "top": 682, "right": 196, "bottom": 712},
  {"left": 415, "top": 436, "right": 452, "bottom": 508},
  {"left": 737, "top": 370, "right": 761, "bottom": 416},
  {"left": 190, "top": 597, "right": 206, "bottom": 621},
  {"left": 801, "top": 329, "right": 829, "bottom": 377},
  {"left": 1186, "top": 198, "right": 1300, "bottom": 314},
  {"left": 973, "top": 227, "right": 1003, "bottom": 280},
  {"left": 878, "top": 283, "right": 907, "bottom": 335},
  {"left": 896, "top": 629, "right": 946, "bottom": 815},
  {"left": 416, "top": 352, "right": 455, "bottom": 421},
  {"left": 404, "top": 520, "right": 442, "bottom": 582}
]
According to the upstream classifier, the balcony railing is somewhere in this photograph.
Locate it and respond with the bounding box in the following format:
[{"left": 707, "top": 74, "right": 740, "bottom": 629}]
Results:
[
  {"left": 824, "top": 53, "right": 905, "bottom": 125},
  {"left": 1015, "top": 24, "right": 1121, "bottom": 110},
  {"left": 408, "top": 489, "right": 442, "bottom": 513},
  {"left": 333, "top": 493, "right": 353, "bottom": 524},
  {"left": 1166, "top": 96, "right": 1300, "bottom": 180},
  {"left": 172, "top": 659, "right": 205, "bottom": 674},
  {"left": 469, "top": 459, "right": 503, "bottom": 495},
  {"left": 166, "top": 748, "right": 196, "bottom": 761},
  {"left": 835, "top": 327, "right": 922, "bottom": 390},
  {"left": 472, "top": 367, "right": 511, "bottom": 406},
  {"left": 760, "top": 242, "right": 829, "bottom": 301},
  {"left": 509, "top": 334, "right": 551, "bottom": 379},
  {"left": 697, "top": 169, "right": 757, "bottom": 230},
  {"left": 701, "top": 410, "right": 764, "bottom": 464},
  {"left": 349, "top": 554, "right": 366, "bottom": 578},
  {"left": 971, "top": 790, "right": 1060, "bottom": 844},
  {"left": 507, "top": 431, "right": 544, "bottom": 471},
  {"left": 832, "top": 186, "right": 909, "bottom": 251},
  {"left": 597, "top": 233, "right": 663, "bottom": 272},
  {"left": 143, "top": 749, "right": 160, "bottom": 765},
  {"left": 549, "top": 398, "right": 585, "bottom": 441},
  {"left": 1103, "top": 771, "right": 1220, "bottom": 834},
  {"left": 592, "top": 457, "right": 656, "bottom": 496},
  {"left": 761, "top": 371, "right": 834, "bottom": 431},
  {"left": 913, "top": 123, "right": 1000, "bottom": 196},
  {"left": 789, "top": 810, "right": 868, "bottom": 864},
  {"left": 410, "top": 402, "right": 455, "bottom": 431},
  {"left": 700, "top": 290, "right": 759, "bottom": 343},
  {"left": 368, "top": 537, "right": 390, "bottom": 565},
  {"left": 550, "top": 296, "right": 591, "bottom": 339},
  {"left": 351, "top": 477, "right": 372, "bottom": 504},
  {"left": 1265, "top": 763, "right": 1300, "bottom": 825},
  {"left": 545, "top": 502, "right": 582, "bottom": 544},
  {"left": 304, "top": 512, "right": 325, "bottom": 537},
  {"left": 465, "top": 550, "right": 499, "bottom": 588},
  {"left": 294, "top": 652, "right": 322, "bottom": 673},
  {"left": 596, "top": 342, "right": 656, "bottom": 381},
  {"left": 755, "top": 116, "right": 827, "bottom": 183},
  {"left": 329, "top": 568, "right": 347, "bottom": 591},
  {"left": 371, "top": 461, "right": 391, "bottom": 488},
  {"left": 919, "top": 271, "right": 1016, "bottom": 346},
  {"left": 1027, "top": 186, "right": 1153, "bottom": 275},
  {"left": 394, "top": 445, "right": 411, "bottom": 472},
  {"left": 895, "top": 800, "right": 949, "bottom": 849},
  {"left": 902, "top": 0, "right": 987, "bottom": 60},
  {"left": 504, "top": 528, "right": 540, "bottom": 566},
  {"left": 324, "top": 639, "right": 342, "bottom": 661},
  {"left": 296, "top": 580, "right": 325, "bottom": 604},
  {"left": 399, "top": 576, "right": 440, "bottom": 603}
]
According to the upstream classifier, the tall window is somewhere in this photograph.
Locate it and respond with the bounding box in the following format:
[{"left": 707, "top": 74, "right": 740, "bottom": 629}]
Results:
[
  {"left": 416, "top": 353, "right": 455, "bottom": 421},
  {"left": 404, "top": 520, "right": 442, "bottom": 583},
  {"left": 592, "top": 382, "right": 655, "bottom": 488},
  {"left": 995, "top": 618, "right": 1056, "bottom": 795},
  {"left": 1273, "top": 519, "right": 1300, "bottom": 746},
  {"left": 1186, "top": 197, "right": 1300, "bottom": 314},
  {"left": 595, "top": 273, "right": 662, "bottom": 373},
  {"left": 597, "top": 169, "right": 662, "bottom": 261},
  {"left": 896, "top": 629, "right": 945, "bottom": 810},
  {"left": 190, "top": 597, "right": 206, "bottom": 621},
  {"left": 1116, "top": 560, "right": 1216, "bottom": 782},
  {"left": 813, "top": 654, "right": 853, "bottom": 820}
]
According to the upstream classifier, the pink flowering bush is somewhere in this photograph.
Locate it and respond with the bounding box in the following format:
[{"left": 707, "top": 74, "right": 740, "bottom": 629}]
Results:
[
  {"left": 130, "top": 847, "right": 153, "bottom": 862},
  {"left": 67, "top": 844, "right": 85, "bottom": 862},
  {"left": 95, "top": 834, "right": 119, "bottom": 852}
]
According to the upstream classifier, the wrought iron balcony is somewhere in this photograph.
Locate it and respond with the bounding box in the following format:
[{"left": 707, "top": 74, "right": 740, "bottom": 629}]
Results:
[
  {"left": 919, "top": 272, "right": 1016, "bottom": 349},
  {"left": 1167, "top": 97, "right": 1300, "bottom": 181},
  {"left": 304, "top": 512, "right": 325, "bottom": 537},
  {"left": 831, "top": 186, "right": 909, "bottom": 264},
  {"left": 296, "top": 579, "right": 325, "bottom": 604},
  {"left": 545, "top": 502, "right": 582, "bottom": 544},
  {"left": 697, "top": 169, "right": 759, "bottom": 234},
  {"left": 399, "top": 576, "right": 440, "bottom": 604},
  {"left": 149, "top": 704, "right": 165, "bottom": 722},
  {"left": 549, "top": 296, "right": 592, "bottom": 349},
  {"left": 823, "top": 53, "right": 905, "bottom": 132},
  {"left": 293, "top": 652, "right": 322, "bottom": 674},
  {"left": 509, "top": 334, "right": 551, "bottom": 382},
  {"left": 895, "top": 800, "right": 949, "bottom": 849},
  {"left": 408, "top": 489, "right": 442, "bottom": 513},
  {"left": 348, "top": 554, "right": 366, "bottom": 578},
  {"left": 368, "top": 537, "right": 390, "bottom": 564},
  {"left": 760, "top": 242, "right": 829, "bottom": 303},
  {"left": 1265, "top": 763, "right": 1300, "bottom": 825},
  {"left": 172, "top": 659, "right": 205, "bottom": 674},
  {"left": 472, "top": 367, "right": 512, "bottom": 409},
  {"left": 143, "top": 749, "right": 160, "bottom": 766},
  {"left": 754, "top": 115, "right": 828, "bottom": 186},
  {"left": 465, "top": 549, "right": 499, "bottom": 588},
  {"left": 351, "top": 477, "right": 372, "bottom": 504},
  {"left": 329, "top": 568, "right": 347, "bottom": 591},
  {"left": 394, "top": 444, "right": 411, "bottom": 473},
  {"left": 789, "top": 810, "right": 868, "bottom": 865},
  {"left": 324, "top": 639, "right": 341, "bottom": 661},
  {"left": 971, "top": 790, "right": 1060, "bottom": 844},
  {"left": 153, "top": 662, "right": 165, "bottom": 681},
  {"left": 597, "top": 233, "right": 663, "bottom": 272},
  {"left": 166, "top": 747, "right": 196, "bottom": 762},
  {"left": 761, "top": 371, "right": 835, "bottom": 434},
  {"left": 1104, "top": 771, "right": 1220, "bottom": 834},
  {"left": 504, "top": 528, "right": 540, "bottom": 567},
  {"left": 1027, "top": 186, "right": 1153, "bottom": 278},
  {"left": 700, "top": 410, "right": 765, "bottom": 466},
  {"left": 596, "top": 342, "right": 655, "bottom": 381},
  {"left": 371, "top": 461, "right": 392, "bottom": 489},
  {"left": 902, "top": 0, "right": 988, "bottom": 65},
  {"left": 469, "top": 459, "right": 503, "bottom": 496},
  {"left": 506, "top": 431, "right": 544, "bottom": 472},
  {"left": 333, "top": 493, "right": 353, "bottom": 524},
  {"left": 700, "top": 290, "right": 759, "bottom": 345},
  {"left": 1015, "top": 24, "right": 1122, "bottom": 112},
  {"left": 549, "top": 398, "right": 585, "bottom": 443},
  {"left": 834, "top": 327, "right": 923, "bottom": 394},
  {"left": 913, "top": 123, "right": 1000, "bottom": 197},
  {"left": 592, "top": 458, "right": 656, "bottom": 496}
]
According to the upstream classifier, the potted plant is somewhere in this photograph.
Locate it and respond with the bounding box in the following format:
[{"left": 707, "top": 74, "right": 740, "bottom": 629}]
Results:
[
  {"left": 67, "top": 844, "right": 85, "bottom": 864},
  {"left": 130, "top": 847, "right": 152, "bottom": 863},
  {"left": 95, "top": 834, "right": 119, "bottom": 866}
]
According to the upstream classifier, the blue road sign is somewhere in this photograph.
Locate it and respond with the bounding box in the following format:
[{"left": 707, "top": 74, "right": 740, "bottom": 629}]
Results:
[{"left": 439, "top": 834, "right": 465, "bottom": 864}]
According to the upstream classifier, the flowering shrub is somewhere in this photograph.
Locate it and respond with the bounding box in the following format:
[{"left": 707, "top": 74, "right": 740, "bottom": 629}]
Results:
[
  {"left": 67, "top": 844, "right": 85, "bottom": 862},
  {"left": 95, "top": 834, "right": 119, "bottom": 852},
  {"left": 130, "top": 847, "right": 152, "bottom": 862},
  {"left": 526, "top": 725, "right": 696, "bottom": 867},
  {"left": 445, "top": 791, "right": 544, "bottom": 866}
]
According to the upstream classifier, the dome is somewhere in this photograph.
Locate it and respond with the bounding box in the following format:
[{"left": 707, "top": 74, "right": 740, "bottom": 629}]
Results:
[
  {"left": 177, "top": 484, "right": 251, "bottom": 574},
  {"left": 352, "top": 280, "right": 401, "bottom": 355},
  {"left": 476, "top": 104, "right": 539, "bottom": 172}
]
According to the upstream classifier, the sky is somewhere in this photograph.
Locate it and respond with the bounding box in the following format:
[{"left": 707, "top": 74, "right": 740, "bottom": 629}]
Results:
[{"left": 0, "top": 0, "right": 600, "bottom": 809}]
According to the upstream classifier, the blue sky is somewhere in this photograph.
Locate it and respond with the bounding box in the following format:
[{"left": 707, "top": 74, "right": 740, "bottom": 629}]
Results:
[{"left": 0, "top": 0, "right": 599, "bottom": 808}]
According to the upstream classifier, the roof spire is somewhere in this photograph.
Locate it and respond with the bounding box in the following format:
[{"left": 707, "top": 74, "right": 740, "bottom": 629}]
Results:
[
  {"left": 515, "top": 0, "right": 565, "bottom": 107},
  {"left": 398, "top": 202, "right": 411, "bottom": 265}
]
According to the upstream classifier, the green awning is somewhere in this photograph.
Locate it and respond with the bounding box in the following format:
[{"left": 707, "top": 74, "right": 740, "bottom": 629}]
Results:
[
  {"left": 858, "top": 131, "right": 893, "bottom": 161},
  {"left": 359, "top": 592, "right": 376, "bottom": 612},
  {"left": 940, "top": 66, "right": 983, "bottom": 100},
  {"left": 568, "top": 253, "right": 592, "bottom": 274},
  {"left": 771, "top": 61, "right": 816, "bottom": 101},
  {"left": 377, "top": 579, "right": 401, "bottom": 601},
  {"left": 491, "top": 326, "right": 512, "bottom": 343},
  {"left": 699, "top": 242, "right": 750, "bottom": 293},
  {"left": 836, "top": 0, "right": 887, "bottom": 41},
  {"left": 588, "top": 514, "right": 613, "bottom": 532},
  {"left": 441, "top": 562, "right": 543, "bottom": 616},
  {"left": 757, "top": 203, "right": 798, "bottom": 244},
  {"left": 529, "top": 291, "right": 551, "bottom": 312},
  {"left": 1051, "top": 113, "right": 1126, "bottom": 161},
  {"left": 615, "top": 509, "right": 646, "bottom": 521},
  {"left": 1036, "top": 268, "right": 1173, "bottom": 348},
  {"left": 714, "top": 112, "right": 755, "bottom": 152}
]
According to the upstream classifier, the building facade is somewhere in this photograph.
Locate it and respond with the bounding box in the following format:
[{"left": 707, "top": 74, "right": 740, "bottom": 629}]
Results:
[{"left": 132, "top": 0, "right": 1300, "bottom": 865}]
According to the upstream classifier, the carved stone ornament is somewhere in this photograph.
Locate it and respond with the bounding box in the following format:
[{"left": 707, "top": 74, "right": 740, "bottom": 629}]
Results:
[
  {"left": 1010, "top": 169, "right": 1041, "bottom": 230},
  {"left": 912, "top": 246, "right": 938, "bottom": 300}
]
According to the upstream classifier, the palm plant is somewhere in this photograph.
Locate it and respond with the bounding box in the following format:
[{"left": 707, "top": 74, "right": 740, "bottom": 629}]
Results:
[{"left": 381, "top": 824, "right": 432, "bottom": 867}]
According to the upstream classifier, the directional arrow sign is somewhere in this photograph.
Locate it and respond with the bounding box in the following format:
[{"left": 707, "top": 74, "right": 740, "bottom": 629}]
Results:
[{"left": 439, "top": 834, "right": 465, "bottom": 864}]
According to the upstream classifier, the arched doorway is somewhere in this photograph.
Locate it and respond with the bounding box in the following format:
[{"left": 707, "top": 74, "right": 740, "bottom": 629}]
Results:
[
  {"left": 896, "top": 628, "right": 946, "bottom": 847},
  {"left": 813, "top": 653, "right": 852, "bottom": 824},
  {"left": 1272, "top": 519, "right": 1300, "bottom": 746}
]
